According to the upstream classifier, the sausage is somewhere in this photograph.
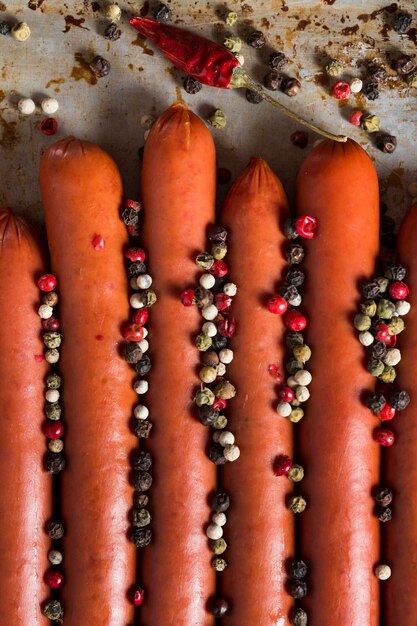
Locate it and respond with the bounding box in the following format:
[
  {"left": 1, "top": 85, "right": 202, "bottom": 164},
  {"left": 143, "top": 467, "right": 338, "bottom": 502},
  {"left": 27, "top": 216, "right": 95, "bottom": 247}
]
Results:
[
  {"left": 140, "top": 102, "right": 217, "bottom": 625},
  {"left": 384, "top": 201, "right": 417, "bottom": 625},
  {"left": 220, "top": 158, "right": 294, "bottom": 625},
  {"left": 39, "top": 139, "right": 137, "bottom": 625},
  {"left": 0, "top": 208, "right": 50, "bottom": 625},
  {"left": 295, "top": 139, "right": 380, "bottom": 625}
]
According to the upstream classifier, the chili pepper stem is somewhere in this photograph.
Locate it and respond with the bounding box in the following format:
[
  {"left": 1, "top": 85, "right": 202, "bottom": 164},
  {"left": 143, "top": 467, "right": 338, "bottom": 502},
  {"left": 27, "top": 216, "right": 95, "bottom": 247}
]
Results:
[{"left": 230, "top": 68, "right": 348, "bottom": 143}]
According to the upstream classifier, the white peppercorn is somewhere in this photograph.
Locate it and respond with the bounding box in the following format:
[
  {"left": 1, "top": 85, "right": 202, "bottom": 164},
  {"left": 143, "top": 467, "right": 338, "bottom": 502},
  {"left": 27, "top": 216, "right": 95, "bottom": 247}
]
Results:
[
  {"left": 130, "top": 293, "right": 145, "bottom": 309},
  {"left": 18, "top": 98, "right": 36, "bottom": 115},
  {"left": 206, "top": 523, "right": 223, "bottom": 540},
  {"left": 134, "top": 405, "right": 149, "bottom": 420},
  {"left": 202, "top": 322, "right": 217, "bottom": 337},
  {"left": 219, "top": 348, "right": 233, "bottom": 364},
  {"left": 359, "top": 331, "right": 375, "bottom": 346},
  {"left": 212, "top": 512, "right": 227, "bottom": 526},
  {"left": 216, "top": 363, "right": 226, "bottom": 376},
  {"left": 395, "top": 300, "right": 411, "bottom": 315},
  {"left": 223, "top": 282, "right": 237, "bottom": 296},
  {"left": 45, "top": 389, "right": 60, "bottom": 403},
  {"left": 134, "top": 379, "right": 149, "bottom": 394},
  {"left": 383, "top": 348, "right": 401, "bottom": 366},
  {"left": 49, "top": 439, "right": 64, "bottom": 453},
  {"left": 223, "top": 444, "right": 240, "bottom": 461},
  {"left": 200, "top": 273, "right": 216, "bottom": 289},
  {"left": 38, "top": 304, "right": 53, "bottom": 319},
  {"left": 45, "top": 349, "right": 60, "bottom": 364},
  {"left": 294, "top": 370, "right": 312, "bottom": 386},
  {"left": 138, "top": 339, "right": 149, "bottom": 353},
  {"left": 375, "top": 564, "right": 391, "bottom": 580},
  {"left": 219, "top": 431, "right": 235, "bottom": 446},
  {"left": 295, "top": 386, "right": 310, "bottom": 403},
  {"left": 277, "top": 402, "right": 292, "bottom": 417},
  {"left": 12, "top": 22, "right": 31, "bottom": 41},
  {"left": 136, "top": 274, "right": 152, "bottom": 289},
  {"left": 41, "top": 98, "right": 59, "bottom": 115},
  {"left": 202, "top": 305, "right": 219, "bottom": 321}
]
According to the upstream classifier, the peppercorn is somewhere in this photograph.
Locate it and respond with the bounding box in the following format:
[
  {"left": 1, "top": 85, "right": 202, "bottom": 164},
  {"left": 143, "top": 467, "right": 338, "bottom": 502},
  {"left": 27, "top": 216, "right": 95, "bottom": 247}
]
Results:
[
  {"left": 326, "top": 59, "right": 343, "bottom": 77},
  {"left": 124, "top": 342, "right": 143, "bottom": 365},
  {"left": 289, "top": 407, "right": 304, "bottom": 423},
  {"left": 376, "top": 133, "right": 397, "bottom": 154},
  {"left": 286, "top": 358, "right": 304, "bottom": 375},
  {"left": 208, "top": 225, "right": 228, "bottom": 243},
  {"left": 367, "top": 359, "right": 385, "bottom": 377},
  {"left": 368, "top": 60, "right": 387, "bottom": 82},
  {"left": 375, "top": 564, "right": 392, "bottom": 580},
  {"left": 290, "top": 580, "right": 308, "bottom": 599},
  {"left": 48, "top": 549, "right": 63, "bottom": 565},
  {"left": 364, "top": 81, "right": 379, "bottom": 100},
  {"left": 390, "top": 390, "right": 410, "bottom": 411},
  {"left": 376, "top": 276, "right": 390, "bottom": 293},
  {"left": 293, "top": 344, "right": 311, "bottom": 364},
  {"left": 0, "top": 21, "right": 11, "bottom": 35},
  {"left": 264, "top": 70, "right": 284, "bottom": 91},
  {"left": 104, "top": 22, "right": 121, "bottom": 40},
  {"left": 212, "top": 557, "right": 227, "bottom": 571},
  {"left": 154, "top": 2, "right": 172, "bottom": 22},
  {"left": 360, "top": 300, "right": 376, "bottom": 317},
  {"left": 406, "top": 71, "right": 417, "bottom": 87},
  {"left": 388, "top": 317, "right": 405, "bottom": 335},
  {"left": 133, "top": 508, "right": 151, "bottom": 527},
  {"left": 288, "top": 495, "right": 307, "bottom": 513},
  {"left": 385, "top": 264, "right": 406, "bottom": 281},
  {"left": 132, "top": 419, "right": 152, "bottom": 438},
  {"left": 394, "top": 54, "right": 416, "bottom": 75},
  {"left": 11, "top": 22, "right": 31, "bottom": 42},
  {"left": 245, "top": 89, "right": 263, "bottom": 104},
  {"left": 214, "top": 381, "right": 236, "bottom": 400},
  {"left": 45, "top": 452, "right": 66, "bottom": 474},
  {"left": 134, "top": 355, "right": 152, "bottom": 377},
  {"left": 133, "top": 492, "right": 149, "bottom": 508},
  {"left": 225, "top": 10, "right": 238, "bottom": 25},
  {"left": 289, "top": 559, "right": 308, "bottom": 578},
  {"left": 45, "top": 402, "right": 61, "bottom": 421},
  {"left": 393, "top": 12, "right": 412, "bottom": 33},
  {"left": 368, "top": 340, "right": 387, "bottom": 360},
  {"left": 286, "top": 242, "right": 304, "bottom": 264},
  {"left": 247, "top": 30, "right": 265, "bottom": 48},
  {"left": 210, "top": 597, "right": 229, "bottom": 617},
  {"left": 128, "top": 261, "right": 146, "bottom": 278},
  {"left": 375, "top": 487, "right": 393, "bottom": 507},
  {"left": 270, "top": 51, "right": 287, "bottom": 70},
  {"left": 366, "top": 392, "right": 386, "bottom": 414},
  {"left": 49, "top": 438, "right": 64, "bottom": 453},
  {"left": 132, "top": 451, "right": 152, "bottom": 472},
  {"left": 282, "top": 77, "right": 301, "bottom": 97},
  {"left": 285, "top": 270, "right": 305, "bottom": 289},
  {"left": 362, "top": 114, "right": 381, "bottom": 133},
  {"left": 130, "top": 527, "right": 152, "bottom": 547},
  {"left": 211, "top": 538, "right": 227, "bottom": 555},
  {"left": 224, "top": 35, "right": 242, "bottom": 53},
  {"left": 376, "top": 505, "right": 392, "bottom": 522},
  {"left": 362, "top": 281, "right": 381, "bottom": 299},
  {"left": 290, "top": 131, "right": 309, "bottom": 149},
  {"left": 183, "top": 75, "right": 202, "bottom": 94},
  {"left": 286, "top": 332, "right": 304, "bottom": 349},
  {"left": 291, "top": 608, "right": 308, "bottom": 626},
  {"left": 43, "top": 331, "right": 62, "bottom": 349},
  {"left": 43, "top": 601, "right": 64, "bottom": 621},
  {"left": 211, "top": 493, "right": 230, "bottom": 513},
  {"left": 197, "top": 405, "right": 218, "bottom": 426},
  {"left": 43, "top": 291, "right": 58, "bottom": 307},
  {"left": 47, "top": 520, "right": 64, "bottom": 539},
  {"left": 132, "top": 470, "right": 152, "bottom": 491},
  {"left": 46, "top": 373, "right": 61, "bottom": 389},
  {"left": 122, "top": 207, "right": 139, "bottom": 226},
  {"left": 288, "top": 464, "right": 304, "bottom": 482},
  {"left": 354, "top": 314, "right": 372, "bottom": 332},
  {"left": 212, "top": 242, "right": 227, "bottom": 260},
  {"left": 210, "top": 336, "right": 226, "bottom": 352},
  {"left": 379, "top": 365, "right": 396, "bottom": 384},
  {"left": 208, "top": 109, "right": 227, "bottom": 128},
  {"left": 281, "top": 284, "right": 299, "bottom": 303},
  {"left": 89, "top": 55, "right": 111, "bottom": 77},
  {"left": 209, "top": 444, "right": 227, "bottom": 465}
]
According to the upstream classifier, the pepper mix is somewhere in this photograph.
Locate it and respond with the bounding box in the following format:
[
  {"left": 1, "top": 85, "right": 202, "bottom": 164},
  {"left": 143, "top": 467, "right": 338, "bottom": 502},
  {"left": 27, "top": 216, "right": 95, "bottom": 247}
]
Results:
[{"left": 37, "top": 273, "right": 65, "bottom": 622}]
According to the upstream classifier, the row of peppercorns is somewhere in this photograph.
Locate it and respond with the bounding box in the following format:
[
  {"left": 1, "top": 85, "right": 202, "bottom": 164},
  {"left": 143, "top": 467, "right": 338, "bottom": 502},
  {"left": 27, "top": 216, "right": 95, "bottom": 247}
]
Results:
[
  {"left": 206, "top": 492, "right": 231, "bottom": 618},
  {"left": 120, "top": 200, "right": 156, "bottom": 608},
  {"left": 37, "top": 274, "right": 65, "bottom": 623}
]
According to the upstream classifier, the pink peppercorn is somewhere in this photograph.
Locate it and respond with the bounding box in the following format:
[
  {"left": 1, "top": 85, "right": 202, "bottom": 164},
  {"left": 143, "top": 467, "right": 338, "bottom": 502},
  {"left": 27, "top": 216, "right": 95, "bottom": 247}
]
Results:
[
  {"left": 349, "top": 110, "right": 363, "bottom": 126},
  {"left": 209, "top": 260, "right": 228, "bottom": 277},
  {"left": 375, "top": 428, "right": 395, "bottom": 446},
  {"left": 123, "top": 324, "right": 145, "bottom": 342},
  {"left": 45, "top": 570, "right": 63, "bottom": 588},
  {"left": 273, "top": 454, "right": 293, "bottom": 476},
  {"left": 218, "top": 318, "right": 236, "bottom": 337},
  {"left": 332, "top": 81, "right": 351, "bottom": 100},
  {"left": 267, "top": 296, "right": 287, "bottom": 315},
  {"left": 42, "top": 317, "right": 60, "bottom": 331},
  {"left": 44, "top": 422, "right": 64, "bottom": 439},
  {"left": 268, "top": 364, "right": 283, "bottom": 383},
  {"left": 285, "top": 310, "right": 307, "bottom": 331},
  {"left": 180, "top": 289, "right": 195, "bottom": 307},
  {"left": 388, "top": 281, "right": 409, "bottom": 300},
  {"left": 125, "top": 247, "right": 145, "bottom": 262},
  {"left": 215, "top": 293, "right": 232, "bottom": 312},
  {"left": 38, "top": 274, "right": 57, "bottom": 292},
  {"left": 134, "top": 587, "right": 145, "bottom": 606},
  {"left": 133, "top": 309, "right": 149, "bottom": 326},
  {"left": 379, "top": 404, "right": 396, "bottom": 422},
  {"left": 92, "top": 235, "right": 105, "bottom": 251},
  {"left": 374, "top": 323, "right": 390, "bottom": 343}
]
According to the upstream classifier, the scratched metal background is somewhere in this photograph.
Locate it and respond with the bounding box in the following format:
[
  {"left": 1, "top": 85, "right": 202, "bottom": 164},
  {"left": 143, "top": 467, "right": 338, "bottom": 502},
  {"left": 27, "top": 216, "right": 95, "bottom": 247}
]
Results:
[{"left": 0, "top": 0, "right": 416, "bottom": 228}]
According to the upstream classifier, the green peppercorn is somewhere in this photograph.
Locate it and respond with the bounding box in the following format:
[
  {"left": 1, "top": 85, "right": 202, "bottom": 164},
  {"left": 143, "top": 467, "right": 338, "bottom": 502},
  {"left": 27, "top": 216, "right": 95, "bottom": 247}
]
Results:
[
  {"left": 375, "top": 277, "right": 389, "bottom": 293},
  {"left": 388, "top": 317, "right": 405, "bottom": 335},
  {"left": 142, "top": 289, "right": 157, "bottom": 307},
  {"left": 46, "top": 373, "right": 61, "bottom": 389},
  {"left": 377, "top": 299, "right": 395, "bottom": 319},
  {"left": 213, "top": 381, "right": 236, "bottom": 400},
  {"left": 43, "top": 331, "right": 62, "bottom": 349},
  {"left": 362, "top": 114, "right": 381, "bottom": 133},
  {"left": 288, "top": 407, "right": 304, "bottom": 423},
  {"left": 361, "top": 300, "right": 377, "bottom": 317},
  {"left": 288, "top": 464, "right": 304, "bottom": 482},
  {"left": 325, "top": 59, "right": 343, "bottom": 76},
  {"left": 378, "top": 365, "right": 396, "bottom": 384},
  {"left": 195, "top": 334, "right": 213, "bottom": 351},
  {"left": 286, "top": 332, "right": 304, "bottom": 348},
  {"left": 354, "top": 314, "right": 372, "bottom": 331},
  {"left": 43, "top": 601, "right": 64, "bottom": 621},
  {"left": 367, "top": 359, "right": 385, "bottom": 377},
  {"left": 211, "top": 538, "right": 227, "bottom": 554},
  {"left": 133, "top": 508, "right": 151, "bottom": 527},
  {"left": 45, "top": 402, "right": 61, "bottom": 421},
  {"left": 288, "top": 496, "right": 307, "bottom": 513},
  {"left": 211, "top": 242, "right": 227, "bottom": 260},
  {"left": 213, "top": 414, "right": 228, "bottom": 429},
  {"left": 293, "top": 344, "right": 311, "bottom": 363},
  {"left": 208, "top": 109, "right": 227, "bottom": 129},
  {"left": 194, "top": 387, "right": 215, "bottom": 407},
  {"left": 223, "top": 36, "right": 242, "bottom": 53},
  {"left": 286, "top": 357, "right": 304, "bottom": 374},
  {"left": 212, "top": 557, "right": 227, "bottom": 571}
]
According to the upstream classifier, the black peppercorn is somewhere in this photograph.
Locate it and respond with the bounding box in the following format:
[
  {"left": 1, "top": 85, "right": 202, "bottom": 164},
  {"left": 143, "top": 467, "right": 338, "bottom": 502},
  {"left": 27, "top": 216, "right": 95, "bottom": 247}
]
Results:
[
  {"left": 133, "top": 508, "right": 151, "bottom": 527},
  {"left": 394, "top": 54, "right": 416, "bottom": 75},
  {"left": 130, "top": 527, "right": 152, "bottom": 547},
  {"left": 104, "top": 22, "right": 121, "bottom": 41},
  {"left": 270, "top": 51, "right": 288, "bottom": 70},
  {"left": 375, "top": 487, "right": 393, "bottom": 507},
  {"left": 212, "top": 492, "right": 230, "bottom": 512},
  {"left": 283, "top": 217, "right": 299, "bottom": 240},
  {"left": 132, "top": 451, "right": 152, "bottom": 471},
  {"left": 245, "top": 89, "right": 263, "bottom": 104},
  {"left": 376, "top": 505, "right": 392, "bottom": 522},
  {"left": 45, "top": 452, "right": 66, "bottom": 475},
  {"left": 282, "top": 77, "right": 301, "bottom": 97},
  {"left": 289, "top": 559, "right": 308, "bottom": 579},
  {"left": 286, "top": 242, "right": 305, "bottom": 264},
  {"left": 183, "top": 76, "right": 202, "bottom": 94},
  {"left": 291, "top": 607, "right": 308, "bottom": 626},
  {"left": 384, "top": 264, "right": 406, "bottom": 281},
  {"left": 134, "top": 492, "right": 149, "bottom": 508},
  {"left": 389, "top": 390, "right": 410, "bottom": 411},
  {"left": 89, "top": 55, "right": 111, "bottom": 78},
  {"left": 47, "top": 520, "right": 64, "bottom": 539},
  {"left": 368, "top": 60, "right": 387, "bottom": 82},
  {"left": 211, "top": 335, "right": 228, "bottom": 351},
  {"left": 209, "top": 444, "right": 227, "bottom": 465},
  {"left": 365, "top": 392, "right": 386, "bottom": 414},
  {"left": 208, "top": 225, "right": 228, "bottom": 243},
  {"left": 124, "top": 342, "right": 143, "bottom": 364},
  {"left": 122, "top": 207, "right": 139, "bottom": 226},
  {"left": 212, "top": 276, "right": 226, "bottom": 294},
  {"left": 155, "top": 2, "right": 172, "bottom": 22},
  {"left": 362, "top": 280, "right": 381, "bottom": 299},
  {"left": 247, "top": 30, "right": 265, "bottom": 48},
  {"left": 393, "top": 12, "right": 412, "bottom": 33},
  {"left": 132, "top": 419, "right": 153, "bottom": 438},
  {"left": 0, "top": 21, "right": 11, "bottom": 35},
  {"left": 264, "top": 70, "right": 284, "bottom": 91},
  {"left": 134, "top": 355, "right": 152, "bottom": 376},
  {"left": 132, "top": 470, "right": 152, "bottom": 491},
  {"left": 376, "top": 133, "right": 397, "bottom": 154},
  {"left": 364, "top": 80, "right": 379, "bottom": 100},
  {"left": 368, "top": 341, "right": 387, "bottom": 360},
  {"left": 286, "top": 268, "right": 305, "bottom": 287},
  {"left": 290, "top": 579, "right": 308, "bottom": 599},
  {"left": 197, "top": 405, "right": 219, "bottom": 426},
  {"left": 281, "top": 284, "right": 299, "bottom": 302},
  {"left": 194, "top": 286, "right": 214, "bottom": 308},
  {"left": 210, "top": 598, "right": 229, "bottom": 617},
  {"left": 43, "top": 601, "right": 64, "bottom": 621},
  {"left": 286, "top": 332, "right": 304, "bottom": 348},
  {"left": 128, "top": 261, "right": 146, "bottom": 277}
]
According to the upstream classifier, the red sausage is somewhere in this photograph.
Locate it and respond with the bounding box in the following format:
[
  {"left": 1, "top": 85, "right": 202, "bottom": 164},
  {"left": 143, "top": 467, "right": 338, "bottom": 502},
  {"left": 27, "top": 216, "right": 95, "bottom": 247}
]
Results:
[
  {"left": 40, "top": 139, "right": 137, "bottom": 625},
  {"left": 385, "top": 200, "right": 417, "bottom": 625},
  {"left": 295, "top": 139, "right": 380, "bottom": 625},
  {"left": 140, "top": 102, "right": 217, "bottom": 625},
  {"left": 0, "top": 208, "right": 50, "bottom": 625},
  {"left": 220, "top": 158, "right": 294, "bottom": 625}
]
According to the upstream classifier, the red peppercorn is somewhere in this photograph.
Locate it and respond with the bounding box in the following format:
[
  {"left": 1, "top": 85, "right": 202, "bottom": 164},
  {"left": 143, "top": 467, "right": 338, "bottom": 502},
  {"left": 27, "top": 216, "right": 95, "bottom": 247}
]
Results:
[
  {"left": 125, "top": 247, "right": 145, "bottom": 262},
  {"left": 374, "top": 323, "right": 391, "bottom": 343},
  {"left": 42, "top": 317, "right": 60, "bottom": 331},
  {"left": 217, "top": 167, "right": 232, "bottom": 184},
  {"left": 209, "top": 260, "right": 228, "bottom": 277},
  {"left": 388, "top": 281, "right": 409, "bottom": 300},
  {"left": 378, "top": 404, "right": 396, "bottom": 422},
  {"left": 285, "top": 309, "right": 307, "bottom": 331},
  {"left": 134, "top": 587, "right": 145, "bottom": 606},
  {"left": 375, "top": 428, "right": 395, "bottom": 446},
  {"left": 218, "top": 318, "right": 236, "bottom": 337},
  {"left": 180, "top": 289, "right": 195, "bottom": 307},
  {"left": 273, "top": 454, "right": 293, "bottom": 476},
  {"left": 125, "top": 199, "right": 141, "bottom": 212},
  {"left": 45, "top": 570, "right": 63, "bottom": 588},
  {"left": 40, "top": 117, "right": 58, "bottom": 136},
  {"left": 127, "top": 224, "right": 140, "bottom": 238},
  {"left": 133, "top": 309, "right": 149, "bottom": 326},
  {"left": 385, "top": 333, "right": 397, "bottom": 348},
  {"left": 215, "top": 293, "right": 232, "bottom": 312},
  {"left": 213, "top": 398, "right": 227, "bottom": 411},
  {"left": 278, "top": 385, "right": 295, "bottom": 403},
  {"left": 38, "top": 274, "right": 57, "bottom": 292},
  {"left": 92, "top": 235, "right": 105, "bottom": 251},
  {"left": 349, "top": 110, "right": 363, "bottom": 126},
  {"left": 295, "top": 215, "right": 317, "bottom": 239},
  {"left": 267, "top": 296, "right": 288, "bottom": 315},
  {"left": 123, "top": 324, "right": 145, "bottom": 342},
  {"left": 268, "top": 364, "right": 283, "bottom": 383},
  {"left": 332, "top": 81, "right": 351, "bottom": 100},
  {"left": 44, "top": 422, "right": 64, "bottom": 439}
]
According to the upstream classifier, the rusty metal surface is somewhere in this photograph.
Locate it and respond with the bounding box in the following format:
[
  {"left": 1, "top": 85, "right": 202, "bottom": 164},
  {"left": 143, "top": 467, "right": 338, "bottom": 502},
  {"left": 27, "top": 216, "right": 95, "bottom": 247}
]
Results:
[{"left": 0, "top": 0, "right": 416, "bottom": 227}]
